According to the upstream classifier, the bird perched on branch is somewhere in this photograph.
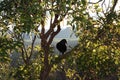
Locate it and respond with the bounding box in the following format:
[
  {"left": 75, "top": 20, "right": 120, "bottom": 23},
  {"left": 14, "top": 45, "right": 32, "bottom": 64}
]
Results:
[{"left": 56, "top": 39, "right": 67, "bottom": 55}]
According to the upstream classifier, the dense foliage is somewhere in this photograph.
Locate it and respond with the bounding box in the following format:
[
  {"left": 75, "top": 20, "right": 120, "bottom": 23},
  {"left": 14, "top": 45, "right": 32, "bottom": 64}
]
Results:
[
  {"left": 0, "top": 0, "right": 120, "bottom": 80},
  {"left": 65, "top": 0, "right": 120, "bottom": 79}
]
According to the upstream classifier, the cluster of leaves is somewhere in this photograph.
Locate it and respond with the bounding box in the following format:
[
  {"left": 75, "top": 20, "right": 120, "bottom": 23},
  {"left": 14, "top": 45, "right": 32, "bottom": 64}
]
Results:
[
  {"left": 0, "top": 0, "right": 43, "bottom": 32},
  {"left": 61, "top": 18, "right": 120, "bottom": 80},
  {"left": 0, "top": 0, "right": 120, "bottom": 80},
  {"left": 0, "top": 33, "right": 22, "bottom": 62},
  {"left": 0, "top": 0, "right": 88, "bottom": 79},
  {"left": 65, "top": 1, "right": 120, "bottom": 79},
  {"left": 51, "top": 1, "right": 120, "bottom": 80},
  {"left": 75, "top": 38, "right": 120, "bottom": 80}
]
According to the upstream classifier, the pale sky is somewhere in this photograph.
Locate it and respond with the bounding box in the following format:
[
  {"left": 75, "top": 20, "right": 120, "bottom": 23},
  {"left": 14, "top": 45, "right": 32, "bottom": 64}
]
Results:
[
  {"left": 87, "top": 0, "right": 120, "bottom": 19},
  {"left": 88, "top": 0, "right": 120, "bottom": 11}
]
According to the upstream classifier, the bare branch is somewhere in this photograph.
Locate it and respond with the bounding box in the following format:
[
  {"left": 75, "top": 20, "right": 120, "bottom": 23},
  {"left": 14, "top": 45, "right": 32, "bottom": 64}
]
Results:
[
  {"left": 29, "top": 35, "right": 37, "bottom": 60},
  {"left": 105, "top": 0, "right": 118, "bottom": 24},
  {"left": 47, "top": 24, "right": 61, "bottom": 45},
  {"left": 21, "top": 48, "right": 26, "bottom": 64},
  {"left": 20, "top": 35, "right": 29, "bottom": 60},
  {"left": 110, "top": 0, "right": 118, "bottom": 12},
  {"left": 41, "top": 20, "right": 45, "bottom": 35},
  {"left": 88, "top": 0, "right": 103, "bottom": 4},
  {"left": 45, "top": 14, "right": 59, "bottom": 39}
]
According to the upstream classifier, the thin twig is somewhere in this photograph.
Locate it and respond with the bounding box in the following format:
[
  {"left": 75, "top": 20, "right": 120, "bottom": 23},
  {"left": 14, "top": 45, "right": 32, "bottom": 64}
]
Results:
[
  {"left": 29, "top": 35, "right": 37, "bottom": 60},
  {"left": 21, "top": 35, "right": 29, "bottom": 60},
  {"left": 88, "top": 0, "right": 103, "bottom": 4}
]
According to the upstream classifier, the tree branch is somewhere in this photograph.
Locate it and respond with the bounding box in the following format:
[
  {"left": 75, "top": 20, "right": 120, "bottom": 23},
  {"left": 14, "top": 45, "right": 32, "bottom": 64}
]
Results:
[
  {"left": 47, "top": 24, "right": 61, "bottom": 45},
  {"left": 105, "top": 0, "right": 118, "bottom": 24},
  {"left": 41, "top": 20, "right": 45, "bottom": 36},
  {"left": 20, "top": 35, "right": 29, "bottom": 60},
  {"left": 110, "top": 0, "right": 118, "bottom": 12},
  {"left": 45, "top": 14, "right": 59, "bottom": 39},
  {"left": 29, "top": 35, "right": 36, "bottom": 60},
  {"left": 88, "top": 0, "right": 103, "bottom": 4},
  {"left": 51, "top": 44, "right": 79, "bottom": 65},
  {"left": 21, "top": 48, "right": 26, "bottom": 64}
]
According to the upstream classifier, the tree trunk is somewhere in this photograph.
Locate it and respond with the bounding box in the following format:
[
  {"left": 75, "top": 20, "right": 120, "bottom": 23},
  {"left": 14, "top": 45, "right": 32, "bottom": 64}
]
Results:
[
  {"left": 40, "top": 65, "right": 51, "bottom": 80},
  {"left": 39, "top": 45, "right": 51, "bottom": 80},
  {"left": 39, "top": 15, "right": 61, "bottom": 80}
]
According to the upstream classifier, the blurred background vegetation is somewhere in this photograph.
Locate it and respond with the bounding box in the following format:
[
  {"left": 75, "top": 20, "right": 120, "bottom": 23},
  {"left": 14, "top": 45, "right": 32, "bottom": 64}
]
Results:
[{"left": 0, "top": 0, "right": 120, "bottom": 80}]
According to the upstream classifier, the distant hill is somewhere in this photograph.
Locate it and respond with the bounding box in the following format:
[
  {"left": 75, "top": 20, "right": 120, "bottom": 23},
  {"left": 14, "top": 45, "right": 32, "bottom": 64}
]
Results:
[
  {"left": 23, "top": 27, "right": 78, "bottom": 51},
  {"left": 23, "top": 27, "right": 77, "bottom": 40}
]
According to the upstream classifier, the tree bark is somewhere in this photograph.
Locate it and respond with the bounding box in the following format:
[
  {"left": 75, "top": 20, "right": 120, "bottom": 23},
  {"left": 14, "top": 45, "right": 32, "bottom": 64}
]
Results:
[
  {"left": 39, "top": 45, "right": 51, "bottom": 80},
  {"left": 40, "top": 64, "right": 51, "bottom": 80},
  {"left": 39, "top": 13, "right": 62, "bottom": 80}
]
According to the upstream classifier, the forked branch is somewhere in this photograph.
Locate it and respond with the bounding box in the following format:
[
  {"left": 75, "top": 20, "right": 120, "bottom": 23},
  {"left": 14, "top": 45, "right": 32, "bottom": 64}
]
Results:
[{"left": 47, "top": 24, "right": 61, "bottom": 45}]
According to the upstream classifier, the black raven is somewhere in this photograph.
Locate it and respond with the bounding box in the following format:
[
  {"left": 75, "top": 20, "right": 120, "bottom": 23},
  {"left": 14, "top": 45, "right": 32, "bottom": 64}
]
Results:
[{"left": 56, "top": 39, "right": 67, "bottom": 54}]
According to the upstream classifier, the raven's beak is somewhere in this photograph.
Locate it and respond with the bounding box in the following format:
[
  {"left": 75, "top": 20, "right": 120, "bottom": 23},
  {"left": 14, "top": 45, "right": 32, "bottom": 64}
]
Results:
[
  {"left": 65, "top": 41, "right": 67, "bottom": 44},
  {"left": 65, "top": 41, "right": 67, "bottom": 46}
]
